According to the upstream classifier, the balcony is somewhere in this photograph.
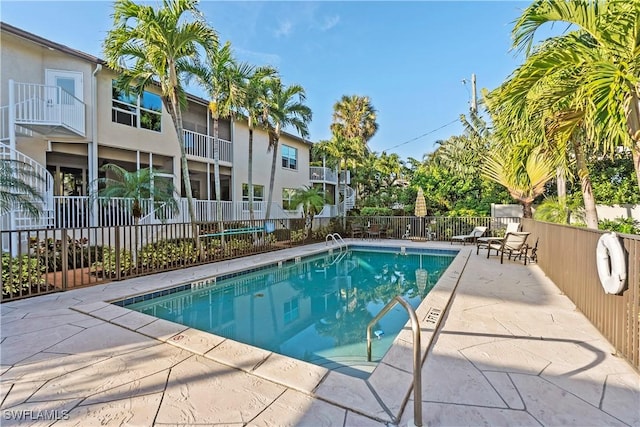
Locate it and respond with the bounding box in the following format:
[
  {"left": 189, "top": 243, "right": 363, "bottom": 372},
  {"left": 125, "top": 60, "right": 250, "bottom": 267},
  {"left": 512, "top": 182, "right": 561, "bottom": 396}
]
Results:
[
  {"left": 309, "top": 166, "right": 338, "bottom": 184},
  {"left": 9, "top": 81, "right": 85, "bottom": 137},
  {"left": 183, "top": 129, "right": 232, "bottom": 164}
]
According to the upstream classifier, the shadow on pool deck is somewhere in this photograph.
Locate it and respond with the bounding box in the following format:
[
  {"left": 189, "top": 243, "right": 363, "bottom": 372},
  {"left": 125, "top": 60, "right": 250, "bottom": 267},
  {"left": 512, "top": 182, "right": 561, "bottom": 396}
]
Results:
[{"left": 0, "top": 240, "right": 638, "bottom": 426}]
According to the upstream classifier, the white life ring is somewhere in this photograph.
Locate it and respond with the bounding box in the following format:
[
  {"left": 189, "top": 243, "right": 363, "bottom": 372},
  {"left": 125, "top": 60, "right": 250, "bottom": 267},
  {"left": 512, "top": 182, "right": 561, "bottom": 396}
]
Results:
[{"left": 596, "top": 232, "right": 627, "bottom": 294}]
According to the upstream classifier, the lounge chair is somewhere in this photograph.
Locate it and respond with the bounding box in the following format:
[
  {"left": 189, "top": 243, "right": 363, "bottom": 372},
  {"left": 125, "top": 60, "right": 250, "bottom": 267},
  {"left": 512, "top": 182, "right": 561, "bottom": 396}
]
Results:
[
  {"left": 476, "top": 222, "right": 521, "bottom": 255},
  {"left": 486, "top": 231, "right": 531, "bottom": 264},
  {"left": 451, "top": 226, "right": 487, "bottom": 245}
]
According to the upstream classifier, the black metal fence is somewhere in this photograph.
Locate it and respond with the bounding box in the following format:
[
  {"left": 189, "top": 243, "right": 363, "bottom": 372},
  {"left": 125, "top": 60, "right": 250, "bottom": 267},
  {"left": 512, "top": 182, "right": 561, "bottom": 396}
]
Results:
[
  {"left": 1, "top": 216, "right": 520, "bottom": 302},
  {"left": 1, "top": 217, "right": 336, "bottom": 302},
  {"left": 346, "top": 216, "right": 520, "bottom": 241}
]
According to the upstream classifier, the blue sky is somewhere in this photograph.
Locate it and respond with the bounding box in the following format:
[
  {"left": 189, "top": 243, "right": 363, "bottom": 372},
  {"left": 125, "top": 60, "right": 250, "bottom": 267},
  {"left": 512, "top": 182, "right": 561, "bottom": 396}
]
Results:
[{"left": 1, "top": 1, "right": 531, "bottom": 161}]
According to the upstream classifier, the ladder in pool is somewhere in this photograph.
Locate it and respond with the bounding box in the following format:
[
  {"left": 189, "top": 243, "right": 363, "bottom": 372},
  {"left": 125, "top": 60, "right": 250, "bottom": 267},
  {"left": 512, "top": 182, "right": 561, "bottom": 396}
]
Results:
[{"left": 325, "top": 233, "right": 346, "bottom": 251}]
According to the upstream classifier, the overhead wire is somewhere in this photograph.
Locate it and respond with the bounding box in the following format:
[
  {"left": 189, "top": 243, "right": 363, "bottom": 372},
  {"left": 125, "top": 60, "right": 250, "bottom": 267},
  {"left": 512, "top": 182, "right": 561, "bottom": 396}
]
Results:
[{"left": 381, "top": 118, "right": 460, "bottom": 152}]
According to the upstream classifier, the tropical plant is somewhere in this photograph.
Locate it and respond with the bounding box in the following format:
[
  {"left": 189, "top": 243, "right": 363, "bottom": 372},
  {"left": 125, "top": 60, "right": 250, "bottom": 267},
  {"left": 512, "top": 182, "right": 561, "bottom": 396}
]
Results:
[
  {"left": 95, "top": 164, "right": 179, "bottom": 252},
  {"left": 482, "top": 142, "right": 556, "bottom": 218},
  {"left": 1, "top": 253, "right": 46, "bottom": 296},
  {"left": 598, "top": 217, "right": 640, "bottom": 235},
  {"left": 330, "top": 95, "right": 378, "bottom": 218},
  {"left": 484, "top": 39, "right": 601, "bottom": 228},
  {"left": 242, "top": 66, "right": 278, "bottom": 220},
  {"left": 0, "top": 158, "right": 43, "bottom": 220},
  {"left": 95, "top": 164, "right": 179, "bottom": 224},
  {"left": 261, "top": 78, "right": 312, "bottom": 220},
  {"left": 512, "top": 0, "right": 640, "bottom": 191},
  {"left": 197, "top": 41, "right": 252, "bottom": 241},
  {"left": 290, "top": 186, "right": 326, "bottom": 239},
  {"left": 103, "top": 0, "right": 217, "bottom": 244},
  {"left": 534, "top": 196, "right": 586, "bottom": 224}
]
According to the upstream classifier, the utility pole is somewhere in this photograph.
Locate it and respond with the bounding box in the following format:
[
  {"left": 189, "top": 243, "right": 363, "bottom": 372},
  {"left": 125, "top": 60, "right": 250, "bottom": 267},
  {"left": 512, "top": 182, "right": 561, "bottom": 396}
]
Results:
[{"left": 470, "top": 73, "right": 477, "bottom": 114}]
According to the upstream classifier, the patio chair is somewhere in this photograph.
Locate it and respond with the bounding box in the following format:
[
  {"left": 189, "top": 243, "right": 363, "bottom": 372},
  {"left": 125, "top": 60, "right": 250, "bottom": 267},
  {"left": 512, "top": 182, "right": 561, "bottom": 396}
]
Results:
[
  {"left": 367, "top": 224, "right": 381, "bottom": 239},
  {"left": 451, "top": 226, "right": 487, "bottom": 245},
  {"left": 476, "top": 222, "right": 521, "bottom": 255},
  {"left": 486, "top": 231, "right": 531, "bottom": 264},
  {"left": 351, "top": 223, "right": 364, "bottom": 238}
]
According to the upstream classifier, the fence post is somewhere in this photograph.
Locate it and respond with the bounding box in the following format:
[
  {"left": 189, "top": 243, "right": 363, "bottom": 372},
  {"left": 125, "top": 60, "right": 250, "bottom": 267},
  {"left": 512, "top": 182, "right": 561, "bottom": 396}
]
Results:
[
  {"left": 61, "top": 229, "right": 68, "bottom": 291},
  {"left": 115, "top": 226, "right": 121, "bottom": 281}
]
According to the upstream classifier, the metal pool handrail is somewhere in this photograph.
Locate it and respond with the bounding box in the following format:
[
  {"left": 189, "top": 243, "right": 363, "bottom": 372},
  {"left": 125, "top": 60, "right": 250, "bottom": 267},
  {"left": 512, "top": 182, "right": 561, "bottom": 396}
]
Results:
[
  {"left": 366, "top": 296, "right": 422, "bottom": 427},
  {"left": 325, "top": 232, "right": 346, "bottom": 250}
]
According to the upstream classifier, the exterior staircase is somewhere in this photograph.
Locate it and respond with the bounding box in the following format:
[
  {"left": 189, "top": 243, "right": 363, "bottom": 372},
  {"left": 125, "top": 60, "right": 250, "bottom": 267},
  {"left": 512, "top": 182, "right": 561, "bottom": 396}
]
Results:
[
  {"left": 339, "top": 184, "right": 355, "bottom": 213},
  {"left": 0, "top": 144, "right": 55, "bottom": 230},
  {"left": 0, "top": 79, "right": 82, "bottom": 236}
]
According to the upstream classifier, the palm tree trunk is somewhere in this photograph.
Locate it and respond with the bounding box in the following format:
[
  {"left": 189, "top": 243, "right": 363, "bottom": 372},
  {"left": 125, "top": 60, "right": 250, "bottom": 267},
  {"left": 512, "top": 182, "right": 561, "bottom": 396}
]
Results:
[
  {"left": 265, "top": 133, "right": 278, "bottom": 221},
  {"left": 626, "top": 91, "right": 640, "bottom": 191},
  {"left": 341, "top": 157, "right": 347, "bottom": 229},
  {"left": 248, "top": 121, "right": 255, "bottom": 221},
  {"left": 522, "top": 201, "right": 533, "bottom": 218},
  {"left": 573, "top": 138, "right": 598, "bottom": 229},
  {"left": 213, "top": 116, "right": 225, "bottom": 246},
  {"left": 167, "top": 92, "right": 200, "bottom": 251}
]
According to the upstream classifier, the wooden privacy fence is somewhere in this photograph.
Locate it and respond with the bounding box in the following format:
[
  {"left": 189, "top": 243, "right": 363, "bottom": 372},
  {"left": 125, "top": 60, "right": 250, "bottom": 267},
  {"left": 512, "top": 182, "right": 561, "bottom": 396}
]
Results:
[{"left": 522, "top": 218, "right": 639, "bottom": 371}]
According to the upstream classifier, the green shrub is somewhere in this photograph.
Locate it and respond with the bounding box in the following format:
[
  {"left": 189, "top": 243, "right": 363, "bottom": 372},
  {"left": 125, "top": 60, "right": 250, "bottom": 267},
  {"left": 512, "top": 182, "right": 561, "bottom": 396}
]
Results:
[
  {"left": 446, "top": 208, "right": 482, "bottom": 217},
  {"left": 91, "top": 247, "right": 133, "bottom": 278},
  {"left": 290, "top": 229, "right": 306, "bottom": 243},
  {"left": 139, "top": 240, "right": 199, "bottom": 269},
  {"left": 30, "top": 237, "right": 98, "bottom": 272},
  {"left": 360, "top": 207, "right": 393, "bottom": 216},
  {"left": 1, "top": 253, "right": 46, "bottom": 296},
  {"left": 598, "top": 217, "right": 640, "bottom": 235},
  {"left": 222, "top": 238, "right": 252, "bottom": 257}
]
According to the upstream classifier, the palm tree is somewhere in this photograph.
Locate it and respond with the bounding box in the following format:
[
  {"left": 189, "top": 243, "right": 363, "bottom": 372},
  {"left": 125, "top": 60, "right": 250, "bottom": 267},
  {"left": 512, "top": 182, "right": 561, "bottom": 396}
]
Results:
[
  {"left": 330, "top": 95, "right": 378, "bottom": 220},
  {"left": 290, "top": 186, "right": 326, "bottom": 240},
  {"left": 96, "top": 163, "right": 179, "bottom": 224},
  {"left": 261, "top": 78, "right": 312, "bottom": 220},
  {"left": 485, "top": 39, "right": 601, "bottom": 228},
  {"left": 0, "top": 159, "right": 43, "bottom": 220},
  {"left": 197, "top": 41, "right": 251, "bottom": 237},
  {"left": 512, "top": 0, "right": 640, "bottom": 191},
  {"left": 482, "top": 142, "right": 556, "bottom": 218},
  {"left": 242, "top": 66, "right": 278, "bottom": 220},
  {"left": 331, "top": 95, "right": 378, "bottom": 145},
  {"left": 95, "top": 163, "right": 179, "bottom": 250},
  {"left": 103, "top": 0, "right": 217, "bottom": 244}
]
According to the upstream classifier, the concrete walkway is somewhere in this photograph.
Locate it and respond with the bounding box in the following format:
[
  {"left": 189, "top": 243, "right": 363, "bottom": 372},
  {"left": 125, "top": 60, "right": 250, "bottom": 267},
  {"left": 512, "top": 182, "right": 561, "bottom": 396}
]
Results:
[{"left": 1, "top": 241, "right": 638, "bottom": 426}]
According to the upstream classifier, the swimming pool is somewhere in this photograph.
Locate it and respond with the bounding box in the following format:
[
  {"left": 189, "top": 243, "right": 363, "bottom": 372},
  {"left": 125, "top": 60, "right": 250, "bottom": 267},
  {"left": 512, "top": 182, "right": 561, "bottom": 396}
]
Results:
[{"left": 117, "top": 247, "right": 456, "bottom": 378}]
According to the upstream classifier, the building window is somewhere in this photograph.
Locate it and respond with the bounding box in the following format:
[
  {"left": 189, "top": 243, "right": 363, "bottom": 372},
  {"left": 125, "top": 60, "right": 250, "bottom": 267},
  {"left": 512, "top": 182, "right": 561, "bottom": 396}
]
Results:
[
  {"left": 284, "top": 298, "right": 299, "bottom": 324},
  {"left": 112, "top": 81, "right": 162, "bottom": 132},
  {"left": 282, "top": 188, "right": 297, "bottom": 210},
  {"left": 281, "top": 145, "right": 297, "bottom": 170},
  {"left": 242, "top": 184, "right": 264, "bottom": 202}
]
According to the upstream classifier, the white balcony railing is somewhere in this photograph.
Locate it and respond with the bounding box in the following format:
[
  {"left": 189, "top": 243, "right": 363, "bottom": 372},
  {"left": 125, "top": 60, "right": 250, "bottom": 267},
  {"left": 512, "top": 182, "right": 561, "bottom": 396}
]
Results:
[
  {"left": 51, "top": 196, "right": 327, "bottom": 228},
  {"left": 11, "top": 81, "right": 85, "bottom": 136},
  {"left": 183, "top": 130, "right": 232, "bottom": 163},
  {"left": 309, "top": 166, "right": 338, "bottom": 184}
]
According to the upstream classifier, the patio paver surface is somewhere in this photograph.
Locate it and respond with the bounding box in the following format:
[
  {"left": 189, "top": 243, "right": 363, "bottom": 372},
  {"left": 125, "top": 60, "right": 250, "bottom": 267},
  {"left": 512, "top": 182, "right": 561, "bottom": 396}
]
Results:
[{"left": 1, "top": 240, "right": 638, "bottom": 426}]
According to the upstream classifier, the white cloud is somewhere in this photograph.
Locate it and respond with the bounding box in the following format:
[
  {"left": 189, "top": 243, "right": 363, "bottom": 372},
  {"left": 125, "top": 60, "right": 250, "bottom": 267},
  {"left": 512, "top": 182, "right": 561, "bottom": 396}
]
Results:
[
  {"left": 274, "top": 20, "right": 293, "bottom": 37},
  {"left": 320, "top": 15, "right": 340, "bottom": 31},
  {"left": 234, "top": 47, "right": 281, "bottom": 67}
]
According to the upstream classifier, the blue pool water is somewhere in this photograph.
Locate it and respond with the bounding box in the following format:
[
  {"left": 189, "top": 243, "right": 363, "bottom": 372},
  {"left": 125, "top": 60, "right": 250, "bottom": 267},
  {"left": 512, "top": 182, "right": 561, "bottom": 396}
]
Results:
[{"left": 120, "top": 247, "right": 456, "bottom": 377}]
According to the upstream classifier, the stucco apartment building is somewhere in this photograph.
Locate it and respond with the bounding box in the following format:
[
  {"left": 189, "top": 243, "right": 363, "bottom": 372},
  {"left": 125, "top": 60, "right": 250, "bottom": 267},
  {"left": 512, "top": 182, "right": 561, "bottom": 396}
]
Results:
[{"left": 1, "top": 22, "right": 348, "bottom": 234}]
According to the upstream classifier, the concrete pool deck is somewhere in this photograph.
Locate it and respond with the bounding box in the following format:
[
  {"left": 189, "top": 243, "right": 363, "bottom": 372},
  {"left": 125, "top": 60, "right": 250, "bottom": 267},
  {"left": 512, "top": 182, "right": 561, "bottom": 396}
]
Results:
[{"left": 1, "top": 240, "right": 638, "bottom": 426}]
